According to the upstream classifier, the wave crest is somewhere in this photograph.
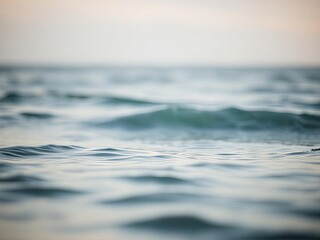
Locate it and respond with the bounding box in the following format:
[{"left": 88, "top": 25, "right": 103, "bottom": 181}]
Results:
[{"left": 95, "top": 107, "right": 320, "bottom": 131}]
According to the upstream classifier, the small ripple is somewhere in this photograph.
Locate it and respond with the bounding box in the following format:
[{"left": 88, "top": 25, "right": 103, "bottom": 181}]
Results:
[
  {"left": 20, "top": 112, "right": 55, "bottom": 119},
  {"left": 240, "top": 199, "right": 291, "bottom": 209},
  {"left": 91, "top": 147, "right": 123, "bottom": 152},
  {"left": 81, "top": 147, "right": 169, "bottom": 162},
  {"left": 217, "top": 153, "right": 238, "bottom": 156},
  {"left": 248, "top": 231, "right": 320, "bottom": 240},
  {"left": 79, "top": 148, "right": 135, "bottom": 160},
  {"left": 101, "top": 192, "right": 200, "bottom": 205},
  {"left": 284, "top": 151, "right": 310, "bottom": 156},
  {"left": 123, "top": 175, "right": 190, "bottom": 184},
  {"left": 289, "top": 208, "right": 320, "bottom": 219},
  {"left": 126, "top": 215, "right": 232, "bottom": 232},
  {"left": 101, "top": 96, "right": 158, "bottom": 106},
  {"left": 50, "top": 91, "right": 158, "bottom": 105},
  {"left": 5, "top": 186, "right": 83, "bottom": 197},
  {"left": 0, "top": 91, "right": 38, "bottom": 103},
  {"left": 0, "top": 144, "right": 81, "bottom": 158},
  {"left": 259, "top": 172, "right": 320, "bottom": 180},
  {"left": 212, "top": 163, "right": 253, "bottom": 169},
  {"left": 191, "top": 162, "right": 253, "bottom": 170},
  {"left": 85, "top": 147, "right": 134, "bottom": 156},
  {"left": 86, "top": 152, "right": 127, "bottom": 157},
  {"left": 0, "top": 174, "right": 43, "bottom": 183}
]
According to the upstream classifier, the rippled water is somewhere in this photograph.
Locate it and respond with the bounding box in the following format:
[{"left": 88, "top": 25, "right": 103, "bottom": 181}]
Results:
[{"left": 0, "top": 66, "right": 319, "bottom": 240}]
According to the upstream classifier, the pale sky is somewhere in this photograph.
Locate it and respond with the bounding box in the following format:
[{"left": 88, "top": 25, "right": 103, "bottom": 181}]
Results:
[{"left": 0, "top": 0, "right": 319, "bottom": 66}]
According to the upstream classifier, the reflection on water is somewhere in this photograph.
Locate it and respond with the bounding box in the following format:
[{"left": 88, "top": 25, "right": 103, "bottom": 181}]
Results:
[{"left": 0, "top": 67, "right": 320, "bottom": 240}]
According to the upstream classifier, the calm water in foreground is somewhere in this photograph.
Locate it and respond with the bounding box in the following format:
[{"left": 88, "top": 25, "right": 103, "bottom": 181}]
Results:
[{"left": 0, "top": 66, "right": 319, "bottom": 240}]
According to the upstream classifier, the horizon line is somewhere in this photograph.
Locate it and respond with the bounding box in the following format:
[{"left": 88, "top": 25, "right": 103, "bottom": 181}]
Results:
[{"left": 0, "top": 62, "right": 320, "bottom": 70}]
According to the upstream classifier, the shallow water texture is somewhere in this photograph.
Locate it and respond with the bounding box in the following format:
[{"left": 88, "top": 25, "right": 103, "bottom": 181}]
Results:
[{"left": 0, "top": 67, "right": 320, "bottom": 240}]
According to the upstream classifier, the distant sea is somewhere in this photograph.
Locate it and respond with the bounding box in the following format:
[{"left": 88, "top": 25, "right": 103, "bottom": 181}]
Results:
[{"left": 0, "top": 66, "right": 319, "bottom": 240}]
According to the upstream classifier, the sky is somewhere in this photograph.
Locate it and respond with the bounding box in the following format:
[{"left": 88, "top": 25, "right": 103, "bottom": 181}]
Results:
[{"left": 0, "top": 0, "right": 319, "bottom": 66}]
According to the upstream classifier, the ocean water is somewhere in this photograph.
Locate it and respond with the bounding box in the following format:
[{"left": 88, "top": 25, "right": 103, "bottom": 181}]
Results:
[{"left": 0, "top": 66, "right": 319, "bottom": 240}]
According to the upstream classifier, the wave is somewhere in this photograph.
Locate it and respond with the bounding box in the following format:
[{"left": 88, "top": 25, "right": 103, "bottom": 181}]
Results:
[
  {"left": 0, "top": 90, "right": 158, "bottom": 106},
  {"left": 0, "top": 144, "right": 80, "bottom": 158},
  {"left": 0, "top": 174, "right": 43, "bottom": 183},
  {"left": 311, "top": 148, "right": 320, "bottom": 151},
  {"left": 246, "top": 232, "right": 320, "bottom": 240},
  {"left": 5, "top": 186, "right": 83, "bottom": 198},
  {"left": 101, "top": 192, "right": 198, "bottom": 205},
  {"left": 51, "top": 91, "right": 157, "bottom": 105},
  {"left": 20, "top": 112, "right": 55, "bottom": 119},
  {"left": 123, "top": 175, "right": 190, "bottom": 184},
  {"left": 0, "top": 92, "right": 38, "bottom": 103},
  {"left": 94, "top": 107, "right": 320, "bottom": 131},
  {"left": 100, "top": 96, "right": 157, "bottom": 105},
  {"left": 126, "top": 215, "right": 232, "bottom": 231}
]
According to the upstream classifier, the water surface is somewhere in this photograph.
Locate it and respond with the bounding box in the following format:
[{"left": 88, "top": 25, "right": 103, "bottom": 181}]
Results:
[{"left": 0, "top": 66, "right": 319, "bottom": 240}]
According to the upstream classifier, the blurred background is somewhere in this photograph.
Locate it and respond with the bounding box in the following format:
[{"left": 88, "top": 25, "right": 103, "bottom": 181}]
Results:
[{"left": 1, "top": 0, "right": 320, "bottom": 66}]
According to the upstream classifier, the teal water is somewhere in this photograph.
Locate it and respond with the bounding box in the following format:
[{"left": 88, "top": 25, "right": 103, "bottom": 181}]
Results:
[{"left": 0, "top": 67, "right": 319, "bottom": 240}]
